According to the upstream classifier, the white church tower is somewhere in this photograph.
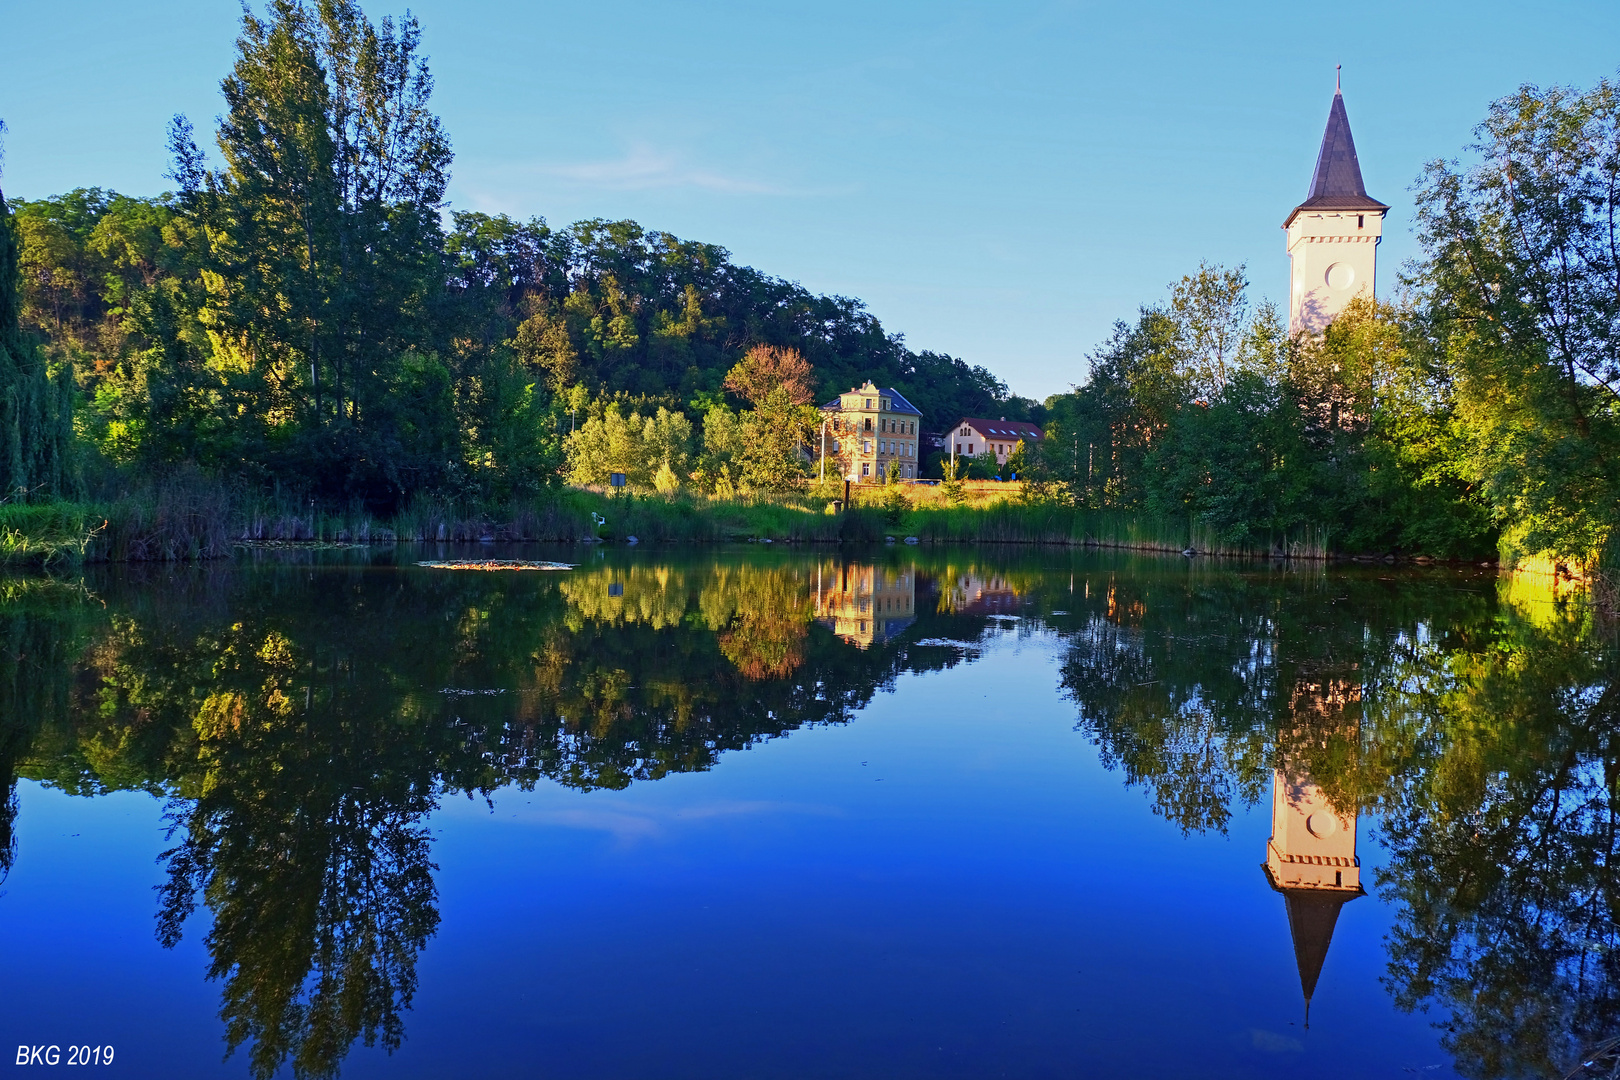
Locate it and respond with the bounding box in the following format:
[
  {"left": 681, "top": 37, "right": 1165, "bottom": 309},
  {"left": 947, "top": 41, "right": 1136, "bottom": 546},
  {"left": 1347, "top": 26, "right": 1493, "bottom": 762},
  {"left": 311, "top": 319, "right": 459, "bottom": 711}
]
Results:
[{"left": 1284, "top": 76, "right": 1388, "bottom": 335}]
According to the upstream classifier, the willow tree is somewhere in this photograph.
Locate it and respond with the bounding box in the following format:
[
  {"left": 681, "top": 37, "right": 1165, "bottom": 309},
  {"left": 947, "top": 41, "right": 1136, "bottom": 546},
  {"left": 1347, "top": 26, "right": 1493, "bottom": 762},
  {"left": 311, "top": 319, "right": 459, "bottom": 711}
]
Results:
[
  {"left": 0, "top": 128, "right": 77, "bottom": 504},
  {"left": 170, "top": 0, "right": 455, "bottom": 506}
]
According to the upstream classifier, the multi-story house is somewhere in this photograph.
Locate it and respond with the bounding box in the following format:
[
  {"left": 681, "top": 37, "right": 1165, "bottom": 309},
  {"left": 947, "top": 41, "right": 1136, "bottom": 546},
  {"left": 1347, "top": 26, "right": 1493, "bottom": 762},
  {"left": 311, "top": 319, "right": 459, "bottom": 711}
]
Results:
[
  {"left": 946, "top": 418, "right": 1044, "bottom": 467},
  {"left": 820, "top": 380, "right": 924, "bottom": 482}
]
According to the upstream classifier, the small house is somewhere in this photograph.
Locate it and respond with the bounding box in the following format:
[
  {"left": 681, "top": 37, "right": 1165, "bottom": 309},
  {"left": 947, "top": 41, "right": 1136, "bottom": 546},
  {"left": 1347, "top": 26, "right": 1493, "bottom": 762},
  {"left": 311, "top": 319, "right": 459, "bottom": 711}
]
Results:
[{"left": 947, "top": 418, "right": 1044, "bottom": 466}]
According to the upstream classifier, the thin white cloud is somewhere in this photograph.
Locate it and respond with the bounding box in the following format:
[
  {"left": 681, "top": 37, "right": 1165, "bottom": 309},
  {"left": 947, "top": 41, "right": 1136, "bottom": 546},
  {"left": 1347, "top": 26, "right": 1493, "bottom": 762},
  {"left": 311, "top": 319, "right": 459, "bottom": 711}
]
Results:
[
  {"left": 524, "top": 798, "right": 841, "bottom": 842},
  {"left": 544, "top": 145, "right": 787, "bottom": 194},
  {"left": 460, "top": 144, "right": 855, "bottom": 201}
]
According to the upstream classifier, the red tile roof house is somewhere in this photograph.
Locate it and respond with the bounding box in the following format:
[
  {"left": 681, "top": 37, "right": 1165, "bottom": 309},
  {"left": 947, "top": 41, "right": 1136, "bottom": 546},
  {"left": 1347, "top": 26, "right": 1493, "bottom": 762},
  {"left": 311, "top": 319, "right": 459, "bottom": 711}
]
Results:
[{"left": 947, "top": 418, "right": 1044, "bottom": 467}]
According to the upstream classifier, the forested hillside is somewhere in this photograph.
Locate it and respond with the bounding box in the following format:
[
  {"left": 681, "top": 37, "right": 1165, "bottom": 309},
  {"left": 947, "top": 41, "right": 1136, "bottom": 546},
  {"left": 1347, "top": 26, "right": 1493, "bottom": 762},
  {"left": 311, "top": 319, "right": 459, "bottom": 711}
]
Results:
[{"left": 2, "top": 1, "right": 1031, "bottom": 510}]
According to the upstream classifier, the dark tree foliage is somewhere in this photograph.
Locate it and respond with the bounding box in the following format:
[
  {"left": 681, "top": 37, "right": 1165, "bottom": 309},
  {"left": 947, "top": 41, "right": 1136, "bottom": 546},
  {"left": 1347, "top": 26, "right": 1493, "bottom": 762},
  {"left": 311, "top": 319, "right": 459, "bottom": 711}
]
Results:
[
  {"left": 0, "top": 159, "right": 78, "bottom": 503},
  {"left": 443, "top": 213, "right": 1034, "bottom": 427},
  {"left": 1032, "top": 291, "right": 1498, "bottom": 558}
]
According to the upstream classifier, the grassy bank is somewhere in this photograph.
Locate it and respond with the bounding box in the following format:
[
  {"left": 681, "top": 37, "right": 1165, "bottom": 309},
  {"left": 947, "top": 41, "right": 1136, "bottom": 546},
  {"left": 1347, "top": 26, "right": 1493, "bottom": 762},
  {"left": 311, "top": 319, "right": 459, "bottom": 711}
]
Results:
[{"left": 0, "top": 475, "right": 1509, "bottom": 570}]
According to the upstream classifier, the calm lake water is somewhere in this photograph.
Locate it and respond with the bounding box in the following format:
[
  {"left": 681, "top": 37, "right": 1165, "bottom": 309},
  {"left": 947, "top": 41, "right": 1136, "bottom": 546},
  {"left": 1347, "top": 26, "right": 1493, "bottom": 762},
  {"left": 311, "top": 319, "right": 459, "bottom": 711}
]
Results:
[{"left": 1, "top": 546, "right": 1613, "bottom": 1079}]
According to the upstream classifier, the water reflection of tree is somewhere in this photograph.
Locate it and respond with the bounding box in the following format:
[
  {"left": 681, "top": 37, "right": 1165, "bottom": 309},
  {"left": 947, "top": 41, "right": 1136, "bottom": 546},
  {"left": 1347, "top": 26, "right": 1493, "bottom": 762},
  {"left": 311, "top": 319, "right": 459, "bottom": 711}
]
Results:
[
  {"left": 3, "top": 554, "right": 963, "bottom": 1077},
  {"left": 558, "top": 561, "right": 815, "bottom": 682},
  {"left": 0, "top": 578, "right": 100, "bottom": 884},
  {"left": 39, "top": 552, "right": 1612, "bottom": 1077},
  {"left": 1374, "top": 599, "right": 1620, "bottom": 1079},
  {"left": 1054, "top": 564, "right": 1620, "bottom": 1076},
  {"left": 151, "top": 623, "right": 444, "bottom": 1080},
  {"left": 498, "top": 560, "right": 921, "bottom": 787}
]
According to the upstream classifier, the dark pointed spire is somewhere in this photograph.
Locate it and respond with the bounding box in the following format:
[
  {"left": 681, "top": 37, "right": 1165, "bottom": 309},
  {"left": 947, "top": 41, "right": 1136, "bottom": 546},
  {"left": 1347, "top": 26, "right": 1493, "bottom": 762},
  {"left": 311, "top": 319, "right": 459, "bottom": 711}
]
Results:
[
  {"left": 1282, "top": 889, "right": 1357, "bottom": 1025},
  {"left": 1285, "top": 78, "right": 1388, "bottom": 226},
  {"left": 1263, "top": 858, "right": 1365, "bottom": 1026}
]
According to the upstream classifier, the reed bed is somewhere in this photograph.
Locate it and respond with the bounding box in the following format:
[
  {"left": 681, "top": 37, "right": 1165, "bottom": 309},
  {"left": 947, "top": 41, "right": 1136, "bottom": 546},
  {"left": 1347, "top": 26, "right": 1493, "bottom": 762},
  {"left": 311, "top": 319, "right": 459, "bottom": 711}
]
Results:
[
  {"left": 0, "top": 474, "right": 1360, "bottom": 567},
  {"left": 904, "top": 502, "right": 1330, "bottom": 558}
]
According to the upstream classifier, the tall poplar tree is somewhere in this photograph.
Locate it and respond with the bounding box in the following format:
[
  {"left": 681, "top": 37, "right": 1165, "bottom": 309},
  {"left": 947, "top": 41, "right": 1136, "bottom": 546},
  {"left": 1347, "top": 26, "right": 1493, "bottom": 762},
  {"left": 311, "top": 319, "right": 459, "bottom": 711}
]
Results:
[{"left": 170, "top": 0, "right": 454, "bottom": 506}]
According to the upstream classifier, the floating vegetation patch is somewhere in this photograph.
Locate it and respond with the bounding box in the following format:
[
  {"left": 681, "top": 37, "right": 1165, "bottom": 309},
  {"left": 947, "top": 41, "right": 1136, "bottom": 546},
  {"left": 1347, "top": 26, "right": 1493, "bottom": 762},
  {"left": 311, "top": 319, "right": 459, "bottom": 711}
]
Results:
[
  {"left": 911, "top": 638, "right": 986, "bottom": 658},
  {"left": 416, "top": 560, "right": 575, "bottom": 572},
  {"left": 237, "top": 540, "right": 369, "bottom": 550}
]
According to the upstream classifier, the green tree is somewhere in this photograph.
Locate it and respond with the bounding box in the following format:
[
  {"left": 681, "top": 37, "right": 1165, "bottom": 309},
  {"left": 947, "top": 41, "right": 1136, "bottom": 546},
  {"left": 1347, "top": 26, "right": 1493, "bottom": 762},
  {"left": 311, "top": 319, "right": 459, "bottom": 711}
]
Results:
[
  {"left": 564, "top": 403, "right": 691, "bottom": 489},
  {"left": 0, "top": 141, "right": 78, "bottom": 502},
  {"left": 1168, "top": 261, "right": 1251, "bottom": 398},
  {"left": 1412, "top": 75, "right": 1620, "bottom": 567},
  {"left": 170, "top": 0, "right": 454, "bottom": 506},
  {"left": 734, "top": 386, "right": 816, "bottom": 492}
]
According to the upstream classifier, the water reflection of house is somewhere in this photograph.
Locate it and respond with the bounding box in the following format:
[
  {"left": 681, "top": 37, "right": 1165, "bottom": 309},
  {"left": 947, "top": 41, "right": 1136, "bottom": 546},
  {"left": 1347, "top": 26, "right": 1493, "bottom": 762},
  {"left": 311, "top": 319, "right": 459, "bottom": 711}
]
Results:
[
  {"left": 941, "top": 572, "right": 1020, "bottom": 616},
  {"left": 814, "top": 564, "right": 915, "bottom": 647},
  {"left": 1104, "top": 583, "right": 1144, "bottom": 628},
  {"left": 1263, "top": 678, "right": 1364, "bottom": 1027}
]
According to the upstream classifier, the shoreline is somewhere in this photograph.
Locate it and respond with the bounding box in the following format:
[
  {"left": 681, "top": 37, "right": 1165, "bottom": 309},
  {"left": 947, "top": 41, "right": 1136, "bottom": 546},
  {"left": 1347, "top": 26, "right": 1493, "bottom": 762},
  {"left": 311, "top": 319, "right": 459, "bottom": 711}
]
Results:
[{"left": 0, "top": 484, "right": 1526, "bottom": 576}]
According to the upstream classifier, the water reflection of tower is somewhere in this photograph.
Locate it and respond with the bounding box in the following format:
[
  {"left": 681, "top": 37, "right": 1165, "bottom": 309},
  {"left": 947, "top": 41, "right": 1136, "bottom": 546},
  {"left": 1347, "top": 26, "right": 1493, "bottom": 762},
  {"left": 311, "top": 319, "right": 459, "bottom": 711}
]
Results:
[
  {"left": 1262, "top": 678, "right": 1364, "bottom": 1028},
  {"left": 814, "top": 564, "right": 916, "bottom": 647}
]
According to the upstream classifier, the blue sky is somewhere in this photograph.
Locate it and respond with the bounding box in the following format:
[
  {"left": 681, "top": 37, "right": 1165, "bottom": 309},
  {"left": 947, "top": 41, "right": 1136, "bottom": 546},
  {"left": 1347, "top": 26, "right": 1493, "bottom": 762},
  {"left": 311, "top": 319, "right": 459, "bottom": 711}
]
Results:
[{"left": 3, "top": 0, "right": 1617, "bottom": 400}]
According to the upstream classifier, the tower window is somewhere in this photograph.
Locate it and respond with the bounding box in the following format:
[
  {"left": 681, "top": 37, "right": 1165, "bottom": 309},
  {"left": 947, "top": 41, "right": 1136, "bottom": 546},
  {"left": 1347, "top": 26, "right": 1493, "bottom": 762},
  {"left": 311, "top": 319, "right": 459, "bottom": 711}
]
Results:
[{"left": 1357, "top": 215, "right": 1365, "bottom": 229}]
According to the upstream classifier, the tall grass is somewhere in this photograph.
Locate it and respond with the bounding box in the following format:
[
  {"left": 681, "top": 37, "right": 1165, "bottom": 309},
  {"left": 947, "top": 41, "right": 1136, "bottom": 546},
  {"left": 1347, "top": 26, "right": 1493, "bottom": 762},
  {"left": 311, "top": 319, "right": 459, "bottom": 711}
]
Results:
[
  {"left": 904, "top": 502, "right": 1329, "bottom": 557},
  {"left": 2, "top": 473, "right": 1350, "bottom": 565},
  {"left": 0, "top": 504, "right": 101, "bottom": 569}
]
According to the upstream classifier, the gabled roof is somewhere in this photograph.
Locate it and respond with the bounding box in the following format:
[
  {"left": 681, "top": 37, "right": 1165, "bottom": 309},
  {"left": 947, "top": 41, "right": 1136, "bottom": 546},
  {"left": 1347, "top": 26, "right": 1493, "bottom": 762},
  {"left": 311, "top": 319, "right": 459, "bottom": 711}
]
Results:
[
  {"left": 821, "top": 386, "right": 922, "bottom": 416},
  {"left": 954, "top": 417, "right": 1044, "bottom": 441},
  {"left": 1284, "top": 88, "right": 1388, "bottom": 227}
]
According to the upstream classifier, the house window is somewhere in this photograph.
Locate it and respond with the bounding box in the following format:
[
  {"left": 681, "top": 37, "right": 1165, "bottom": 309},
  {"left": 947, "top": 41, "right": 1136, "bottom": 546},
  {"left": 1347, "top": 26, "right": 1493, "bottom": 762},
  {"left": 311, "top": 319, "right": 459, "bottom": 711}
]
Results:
[
  {"left": 861, "top": 462, "right": 870, "bottom": 476},
  {"left": 865, "top": 398, "right": 871, "bottom": 408},
  {"left": 864, "top": 417, "right": 872, "bottom": 431},
  {"left": 969, "top": 444, "right": 974, "bottom": 454}
]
